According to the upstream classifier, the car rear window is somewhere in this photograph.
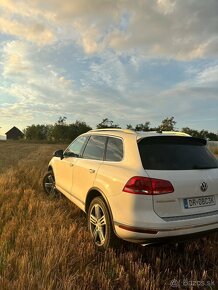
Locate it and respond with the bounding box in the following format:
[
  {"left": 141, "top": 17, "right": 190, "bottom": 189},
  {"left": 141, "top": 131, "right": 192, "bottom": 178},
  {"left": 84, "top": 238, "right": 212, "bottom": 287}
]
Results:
[{"left": 138, "top": 136, "right": 218, "bottom": 170}]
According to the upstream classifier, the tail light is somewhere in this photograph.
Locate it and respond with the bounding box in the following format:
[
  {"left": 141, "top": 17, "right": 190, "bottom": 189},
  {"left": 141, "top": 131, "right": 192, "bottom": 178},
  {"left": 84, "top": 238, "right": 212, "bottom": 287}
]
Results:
[{"left": 123, "top": 176, "right": 174, "bottom": 195}]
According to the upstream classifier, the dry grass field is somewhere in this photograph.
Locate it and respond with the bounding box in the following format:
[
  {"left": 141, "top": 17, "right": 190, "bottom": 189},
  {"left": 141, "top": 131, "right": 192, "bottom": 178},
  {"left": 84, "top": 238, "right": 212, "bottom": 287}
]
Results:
[{"left": 0, "top": 141, "right": 217, "bottom": 290}]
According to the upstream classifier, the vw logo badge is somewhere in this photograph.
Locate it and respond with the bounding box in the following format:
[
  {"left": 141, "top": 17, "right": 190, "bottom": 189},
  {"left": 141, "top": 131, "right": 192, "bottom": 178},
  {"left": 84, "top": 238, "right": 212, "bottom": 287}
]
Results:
[{"left": 200, "top": 182, "right": 208, "bottom": 192}]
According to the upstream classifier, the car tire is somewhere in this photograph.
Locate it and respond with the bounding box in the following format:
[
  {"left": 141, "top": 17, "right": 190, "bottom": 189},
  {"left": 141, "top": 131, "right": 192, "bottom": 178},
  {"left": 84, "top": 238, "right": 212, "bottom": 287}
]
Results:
[
  {"left": 43, "top": 170, "right": 59, "bottom": 198},
  {"left": 88, "top": 197, "right": 119, "bottom": 251}
]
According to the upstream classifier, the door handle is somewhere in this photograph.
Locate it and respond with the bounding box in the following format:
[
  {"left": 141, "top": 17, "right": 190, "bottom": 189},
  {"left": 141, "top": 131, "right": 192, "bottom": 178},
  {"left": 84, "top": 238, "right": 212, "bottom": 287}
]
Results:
[{"left": 89, "top": 169, "right": 95, "bottom": 174}]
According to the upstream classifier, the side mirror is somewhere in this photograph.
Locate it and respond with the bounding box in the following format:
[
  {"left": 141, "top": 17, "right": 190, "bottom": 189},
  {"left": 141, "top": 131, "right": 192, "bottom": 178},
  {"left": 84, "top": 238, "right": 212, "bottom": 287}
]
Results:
[
  {"left": 53, "top": 149, "right": 64, "bottom": 159},
  {"left": 63, "top": 151, "right": 78, "bottom": 158}
]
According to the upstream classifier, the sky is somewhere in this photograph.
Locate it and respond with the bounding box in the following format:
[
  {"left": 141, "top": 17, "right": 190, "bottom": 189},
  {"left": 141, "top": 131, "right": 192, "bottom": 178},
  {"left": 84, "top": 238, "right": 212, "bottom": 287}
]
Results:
[{"left": 0, "top": 0, "right": 218, "bottom": 136}]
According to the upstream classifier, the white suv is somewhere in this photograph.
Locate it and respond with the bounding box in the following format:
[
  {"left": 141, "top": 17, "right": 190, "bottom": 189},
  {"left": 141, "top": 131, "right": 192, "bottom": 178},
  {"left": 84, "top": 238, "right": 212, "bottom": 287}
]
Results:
[{"left": 43, "top": 129, "right": 218, "bottom": 250}]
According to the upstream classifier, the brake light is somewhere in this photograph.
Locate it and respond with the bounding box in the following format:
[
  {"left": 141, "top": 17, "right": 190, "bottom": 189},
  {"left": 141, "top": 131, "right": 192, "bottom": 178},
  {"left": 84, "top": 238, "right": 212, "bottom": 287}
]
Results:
[{"left": 123, "top": 176, "right": 174, "bottom": 195}]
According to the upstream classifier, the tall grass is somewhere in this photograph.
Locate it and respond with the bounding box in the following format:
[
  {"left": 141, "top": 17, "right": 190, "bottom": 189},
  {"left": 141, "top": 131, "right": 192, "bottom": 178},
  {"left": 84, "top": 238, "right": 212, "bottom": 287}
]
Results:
[
  {"left": 208, "top": 144, "right": 218, "bottom": 157},
  {"left": 211, "top": 148, "right": 218, "bottom": 156},
  {"left": 0, "top": 142, "right": 217, "bottom": 289}
]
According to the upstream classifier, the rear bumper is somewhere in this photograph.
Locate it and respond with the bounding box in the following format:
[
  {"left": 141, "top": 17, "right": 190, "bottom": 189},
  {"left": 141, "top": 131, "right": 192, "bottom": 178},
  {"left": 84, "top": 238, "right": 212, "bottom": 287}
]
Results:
[
  {"left": 114, "top": 220, "right": 218, "bottom": 244},
  {"left": 109, "top": 190, "right": 218, "bottom": 243},
  {"left": 123, "top": 228, "right": 217, "bottom": 245}
]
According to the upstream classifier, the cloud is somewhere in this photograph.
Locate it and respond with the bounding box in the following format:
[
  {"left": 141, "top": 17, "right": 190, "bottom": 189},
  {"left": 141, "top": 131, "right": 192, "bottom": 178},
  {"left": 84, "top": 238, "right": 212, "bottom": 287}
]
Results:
[
  {"left": 0, "top": 40, "right": 76, "bottom": 124},
  {"left": 0, "top": 0, "right": 217, "bottom": 59},
  {"left": 155, "top": 63, "right": 218, "bottom": 126},
  {"left": 163, "top": 63, "right": 218, "bottom": 97},
  {"left": 0, "top": 40, "right": 144, "bottom": 126},
  {"left": 1, "top": 37, "right": 217, "bottom": 129},
  {"left": 196, "top": 65, "right": 218, "bottom": 85},
  {"left": 0, "top": 0, "right": 55, "bottom": 19},
  {"left": 0, "top": 0, "right": 218, "bottom": 134},
  {"left": 0, "top": 17, "right": 55, "bottom": 46},
  {"left": 2, "top": 41, "right": 32, "bottom": 77},
  {"left": 0, "top": 0, "right": 55, "bottom": 46},
  {"left": 106, "top": 0, "right": 218, "bottom": 59},
  {"left": 55, "top": 0, "right": 218, "bottom": 59},
  {"left": 157, "top": 0, "right": 176, "bottom": 14}
]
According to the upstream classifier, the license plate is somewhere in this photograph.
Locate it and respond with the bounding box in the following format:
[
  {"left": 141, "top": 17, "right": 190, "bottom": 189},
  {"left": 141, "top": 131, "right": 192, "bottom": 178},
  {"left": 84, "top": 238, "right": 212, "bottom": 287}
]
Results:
[{"left": 184, "top": 195, "right": 216, "bottom": 209}]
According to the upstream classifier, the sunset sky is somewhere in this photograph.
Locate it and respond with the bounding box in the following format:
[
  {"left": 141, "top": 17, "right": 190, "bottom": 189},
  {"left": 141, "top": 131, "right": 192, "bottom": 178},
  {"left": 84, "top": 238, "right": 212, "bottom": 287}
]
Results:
[{"left": 0, "top": 0, "right": 218, "bottom": 136}]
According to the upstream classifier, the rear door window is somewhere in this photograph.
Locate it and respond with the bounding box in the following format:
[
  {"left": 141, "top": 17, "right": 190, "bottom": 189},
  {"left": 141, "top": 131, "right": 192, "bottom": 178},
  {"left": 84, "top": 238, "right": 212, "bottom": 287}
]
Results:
[
  {"left": 105, "top": 137, "right": 123, "bottom": 161},
  {"left": 138, "top": 136, "right": 218, "bottom": 170}
]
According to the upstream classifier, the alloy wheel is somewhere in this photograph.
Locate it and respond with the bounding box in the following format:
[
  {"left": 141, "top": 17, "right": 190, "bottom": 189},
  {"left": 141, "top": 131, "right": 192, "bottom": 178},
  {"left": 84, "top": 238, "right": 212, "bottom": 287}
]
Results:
[
  {"left": 43, "top": 172, "right": 58, "bottom": 197},
  {"left": 89, "top": 204, "right": 107, "bottom": 246}
]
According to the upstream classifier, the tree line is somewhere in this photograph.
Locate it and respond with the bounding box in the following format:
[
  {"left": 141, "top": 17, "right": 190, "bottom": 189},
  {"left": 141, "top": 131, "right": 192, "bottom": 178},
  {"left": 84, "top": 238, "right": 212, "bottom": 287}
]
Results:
[{"left": 23, "top": 116, "right": 218, "bottom": 142}]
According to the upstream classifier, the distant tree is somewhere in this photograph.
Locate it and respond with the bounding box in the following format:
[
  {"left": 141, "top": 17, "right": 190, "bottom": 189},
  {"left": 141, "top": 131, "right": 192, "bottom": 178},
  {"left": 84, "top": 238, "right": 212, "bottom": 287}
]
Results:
[
  {"left": 199, "top": 129, "right": 209, "bottom": 139},
  {"left": 182, "top": 127, "right": 218, "bottom": 140},
  {"left": 51, "top": 125, "right": 68, "bottom": 141},
  {"left": 24, "top": 124, "right": 49, "bottom": 140},
  {"left": 126, "top": 124, "right": 133, "bottom": 129},
  {"left": 57, "top": 116, "right": 67, "bottom": 125},
  {"left": 182, "top": 127, "right": 197, "bottom": 137},
  {"left": 68, "top": 121, "right": 92, "bottom": 140},
  {"left": 44, "top": 125, "right": 54, "bottom": 141},
  {"left": 96, "top": 118, "right": 121, "bottom": 129},
  {"left": 206, "top": 132, "right": 218, "bottom": 141},
  {"left": 23, "top": 117, "right": 218, "bottom": 143},
  {"left": 158, "top": 117, "right": 176, "bottom": 131},
  {"left": 50, "top": 117, "right": 68, "bottom": 141},
  {"left": 135, "top": 122, "right": 150, "bottom": 131}
]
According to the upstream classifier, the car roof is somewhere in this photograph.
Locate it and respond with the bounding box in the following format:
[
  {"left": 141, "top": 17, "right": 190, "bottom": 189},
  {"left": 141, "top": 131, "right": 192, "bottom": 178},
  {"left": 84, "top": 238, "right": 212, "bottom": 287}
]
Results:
[{"left": 86, "top": 129, "right": 191, "bottom": 139}]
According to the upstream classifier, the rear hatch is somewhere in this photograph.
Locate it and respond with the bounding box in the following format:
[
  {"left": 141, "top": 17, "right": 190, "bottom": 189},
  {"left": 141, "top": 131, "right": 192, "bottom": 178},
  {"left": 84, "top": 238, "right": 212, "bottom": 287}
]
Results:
[{"left": 138, "top": 136, "right": 218, "bottom": 218}]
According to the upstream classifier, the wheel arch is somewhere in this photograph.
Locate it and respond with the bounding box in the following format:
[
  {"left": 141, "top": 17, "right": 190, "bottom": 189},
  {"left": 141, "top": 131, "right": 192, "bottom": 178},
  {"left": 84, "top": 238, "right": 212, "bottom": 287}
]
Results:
[{"left": 85, "top": 188, "right": 115, "bottom": 230}]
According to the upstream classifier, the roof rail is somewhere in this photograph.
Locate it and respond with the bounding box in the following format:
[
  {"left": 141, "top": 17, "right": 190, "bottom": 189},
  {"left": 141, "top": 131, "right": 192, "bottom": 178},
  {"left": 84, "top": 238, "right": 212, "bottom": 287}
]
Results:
[{"left": 89, "top": 128, "right": 136, "bottom": 134}]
